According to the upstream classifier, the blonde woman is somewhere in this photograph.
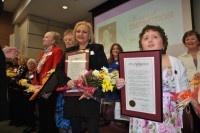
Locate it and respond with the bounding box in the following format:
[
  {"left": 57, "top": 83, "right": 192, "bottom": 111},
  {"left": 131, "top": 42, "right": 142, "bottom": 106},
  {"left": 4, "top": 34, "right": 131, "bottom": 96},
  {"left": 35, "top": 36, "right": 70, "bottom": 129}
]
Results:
[
  {"left": 55, "top": 21, "right": 108, "bottom": 133},
  {"left": 32, "top": 31, "right": 63, "bottom": 133}
]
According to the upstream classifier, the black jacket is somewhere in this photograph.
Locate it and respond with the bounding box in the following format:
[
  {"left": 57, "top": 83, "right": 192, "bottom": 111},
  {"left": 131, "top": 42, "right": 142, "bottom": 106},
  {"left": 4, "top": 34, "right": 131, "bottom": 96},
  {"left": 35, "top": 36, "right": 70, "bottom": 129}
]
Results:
[{"left": 55, "top": 43, "right": 108, "bottom": 118}]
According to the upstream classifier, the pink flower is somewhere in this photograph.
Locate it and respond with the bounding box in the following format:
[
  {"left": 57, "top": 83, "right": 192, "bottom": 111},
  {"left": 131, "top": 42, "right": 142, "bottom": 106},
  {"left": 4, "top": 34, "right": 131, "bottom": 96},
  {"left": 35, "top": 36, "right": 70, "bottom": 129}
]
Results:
[
  {"left": 138, "top": 120, "right": 148, "bottom": 128},
  {"left": 85, "top": 70, "right": 92, "bottom": 76},
  {"left": 175, "top": 115, "right": 182, "bottom": 128},
  {"left": 130, "top": 118, "right": 137, "bottom": 124},
  {"left": 158, "top": 123, "right": 167, "bottom": 133},
  {"left": 167, "top": 124, "right": 175, "bottom": 133},
  {"left": 142, "top": 127, "right": 150, "bottom": 133}
]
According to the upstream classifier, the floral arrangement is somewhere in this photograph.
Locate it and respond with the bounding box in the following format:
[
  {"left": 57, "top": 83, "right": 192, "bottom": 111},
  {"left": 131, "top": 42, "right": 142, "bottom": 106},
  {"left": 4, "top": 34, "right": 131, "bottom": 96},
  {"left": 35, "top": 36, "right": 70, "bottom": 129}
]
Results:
[
  {"left": 84, "top": 66, "right": 119, "bottom": 92},
  {"left": 6, "top": 69, "right": 16, "bottom": 77},
  {"left": 172, "top": 79, "right": 200, "bottom": 118},
  {"left": 57, "top": 66, "right": 119, "bottom": 94},
  {"left": 18, "top": 79, "right": 30, "bottom": 87}
]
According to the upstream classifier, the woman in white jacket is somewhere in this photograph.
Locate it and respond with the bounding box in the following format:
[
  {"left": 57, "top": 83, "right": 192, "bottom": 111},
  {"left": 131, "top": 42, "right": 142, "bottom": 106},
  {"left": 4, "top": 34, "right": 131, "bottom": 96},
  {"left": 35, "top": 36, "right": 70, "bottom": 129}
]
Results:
[
  {"left": 116, "top": 25, "right": 188, "bottom": 133},
  {"left": 178, "top": 30, "right": 200, "bottom": 81}
]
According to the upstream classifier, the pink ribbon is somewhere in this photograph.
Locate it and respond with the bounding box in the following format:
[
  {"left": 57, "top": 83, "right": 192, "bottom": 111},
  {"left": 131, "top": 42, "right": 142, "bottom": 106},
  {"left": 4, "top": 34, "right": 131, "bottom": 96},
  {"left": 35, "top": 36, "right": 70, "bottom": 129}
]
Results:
[{"left": 56, "top": 80, "right": 96, "bottom": 94}]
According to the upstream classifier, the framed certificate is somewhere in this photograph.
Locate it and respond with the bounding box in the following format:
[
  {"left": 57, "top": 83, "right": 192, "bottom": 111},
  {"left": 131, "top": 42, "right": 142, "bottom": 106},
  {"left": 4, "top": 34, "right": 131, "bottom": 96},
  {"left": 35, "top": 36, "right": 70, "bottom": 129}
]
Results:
[
  {"left": 65, "top": 49, "right": 89, "bottom": 80},
  {"left": 119, "top": 50, "right": 162, "bottom": 122},
  {"left": 29, "top": 72, "right": 59, "bottom": 100}
]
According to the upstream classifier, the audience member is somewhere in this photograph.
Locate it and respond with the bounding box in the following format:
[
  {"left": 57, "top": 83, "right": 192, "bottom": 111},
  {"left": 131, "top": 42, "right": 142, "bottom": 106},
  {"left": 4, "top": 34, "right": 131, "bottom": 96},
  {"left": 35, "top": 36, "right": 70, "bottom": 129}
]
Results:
[{"left": 116, "top": 25, "right": 188, "bottom": 132}]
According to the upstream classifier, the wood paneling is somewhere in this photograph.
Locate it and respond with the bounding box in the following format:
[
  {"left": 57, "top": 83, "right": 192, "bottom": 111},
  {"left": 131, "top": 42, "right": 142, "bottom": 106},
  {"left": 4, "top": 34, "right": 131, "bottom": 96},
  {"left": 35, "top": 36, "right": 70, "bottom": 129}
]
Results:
[{"left": 0, "top": 12, "right": 14, "bottom": 47}]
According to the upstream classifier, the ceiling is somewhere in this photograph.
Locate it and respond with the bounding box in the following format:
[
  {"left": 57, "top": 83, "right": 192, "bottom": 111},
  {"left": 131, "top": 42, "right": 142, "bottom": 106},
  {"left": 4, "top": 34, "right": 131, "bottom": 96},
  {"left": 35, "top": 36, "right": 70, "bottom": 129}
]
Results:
[{"left": 3, "top": 0, "right": 108, "bottom": 24}]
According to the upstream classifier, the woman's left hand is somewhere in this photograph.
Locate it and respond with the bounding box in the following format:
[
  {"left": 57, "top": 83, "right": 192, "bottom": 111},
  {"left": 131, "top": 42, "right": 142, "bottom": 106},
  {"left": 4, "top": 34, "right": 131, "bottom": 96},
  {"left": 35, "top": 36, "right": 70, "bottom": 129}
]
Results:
[
  {"left": 116, "top": 78, "right": 125, "bottom": 90},
  {"left": 79, "top": 91, "right": 92, "bottom": 100},
  {"left": 41, "top": 92, "right": 52, "bottom": 99}
]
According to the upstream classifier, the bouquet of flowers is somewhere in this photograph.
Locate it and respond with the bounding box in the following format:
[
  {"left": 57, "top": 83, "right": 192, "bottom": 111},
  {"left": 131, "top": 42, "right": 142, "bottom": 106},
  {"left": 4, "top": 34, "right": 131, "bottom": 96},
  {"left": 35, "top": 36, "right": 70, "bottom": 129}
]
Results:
[
  {"left": 57, "top": 66, "right": 119, "bottom": 102},
  {"left": 18, "top": 79, "right": 30, "bottom": 87},
  {"left": 172, "top": 79, "right": 200, "bottom": 118},
  {"left": 6, "top": 69, "right": 16, "bottom": 77},
  {"left": 19, "top": 78, "right": 41, "bottom": 93},
  {"left": 84, "top": 66, "right": 119, "bottom": 92}
]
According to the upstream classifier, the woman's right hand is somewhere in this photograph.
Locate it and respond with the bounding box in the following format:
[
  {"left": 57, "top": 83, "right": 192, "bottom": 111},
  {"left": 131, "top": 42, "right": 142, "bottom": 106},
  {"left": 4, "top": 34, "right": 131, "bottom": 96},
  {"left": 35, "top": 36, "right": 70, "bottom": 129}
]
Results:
[
  {"left": 67, "top": 80, "right": 75, "bottom": 89},
  {"left": 116, "top": 78, "right": 125, "bottom": 90},
  {"left": 194, "top": 72, "right": 200, "bottom": 80}
]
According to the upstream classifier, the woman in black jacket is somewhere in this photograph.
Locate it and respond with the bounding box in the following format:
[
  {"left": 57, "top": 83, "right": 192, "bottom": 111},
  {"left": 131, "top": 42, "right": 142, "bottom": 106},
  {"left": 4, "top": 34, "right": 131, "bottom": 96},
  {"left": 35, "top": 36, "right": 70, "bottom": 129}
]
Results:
[{"left": 55, "top": 21, "right": 108, "bottom": 133}]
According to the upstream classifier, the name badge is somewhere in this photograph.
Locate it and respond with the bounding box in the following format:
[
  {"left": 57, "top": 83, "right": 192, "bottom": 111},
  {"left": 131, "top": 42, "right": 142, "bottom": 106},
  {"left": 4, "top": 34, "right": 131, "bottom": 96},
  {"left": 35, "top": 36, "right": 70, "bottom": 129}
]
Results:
[
  {"left": 47, "top": 52, "right": 52, "bottom": 56},
  {"left": 29, "top": 75, "right": 34, "bottom": 79},
  {"left": 90, "top": 51, "right": 95, "bottom": 55}
]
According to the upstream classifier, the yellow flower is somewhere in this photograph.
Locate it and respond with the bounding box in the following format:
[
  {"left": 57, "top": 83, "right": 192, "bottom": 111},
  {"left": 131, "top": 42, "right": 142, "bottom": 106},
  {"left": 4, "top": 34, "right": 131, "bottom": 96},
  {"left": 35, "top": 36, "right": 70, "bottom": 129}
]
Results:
[
  {"left": 112, "top": 69, "right": 119, "bottom": 78},
  {"left": 107, "top": 83, "right": 114, "bottom": 92},
  {"left": 84, "top": 66, "right": 118, "bottom": 93},
  {"left": 19, "top": 79, "right": 28, "bottom": 86},
  {"left": 102, "top": 79, "right": 114, "bottom": 92},
  {"left": 27, "top": 85, "right": 36, "bottom": 92},
  {"left": 6, "top": 69, "right": 15, "bottom": 77},
  {"left": 99, "top": 71, "right": 108, "bottom": 79}
]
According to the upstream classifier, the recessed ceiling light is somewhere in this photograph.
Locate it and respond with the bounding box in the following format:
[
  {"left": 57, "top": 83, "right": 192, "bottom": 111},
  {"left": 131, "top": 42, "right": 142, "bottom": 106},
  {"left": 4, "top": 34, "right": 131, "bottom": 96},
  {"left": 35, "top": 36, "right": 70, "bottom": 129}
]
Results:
[{"left": 63, "top": 6, "right": 68, "bottom": 9}]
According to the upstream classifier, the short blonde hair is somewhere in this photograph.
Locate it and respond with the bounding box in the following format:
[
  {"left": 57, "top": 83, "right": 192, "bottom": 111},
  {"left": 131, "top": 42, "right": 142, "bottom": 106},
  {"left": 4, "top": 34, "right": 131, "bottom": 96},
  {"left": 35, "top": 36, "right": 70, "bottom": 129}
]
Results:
[
  {"left": 73, "top": 21, "right": 95, "bottom": 44},
  {"left": 27, "top": 58, "right": 36, "bottom": 65},
  {"left": 49, "top": 31, "right": 60, "bottom": 45},
  {"left": 64, "top": 29, "right": 73, "bottom": 37}
]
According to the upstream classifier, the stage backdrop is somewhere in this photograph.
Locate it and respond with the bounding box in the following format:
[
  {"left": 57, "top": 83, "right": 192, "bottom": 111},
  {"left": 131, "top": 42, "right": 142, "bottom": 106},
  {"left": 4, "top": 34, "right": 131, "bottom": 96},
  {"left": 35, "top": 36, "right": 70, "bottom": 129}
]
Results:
[{"left": 94, "top": 0, "right": 192, "bottom": 57}]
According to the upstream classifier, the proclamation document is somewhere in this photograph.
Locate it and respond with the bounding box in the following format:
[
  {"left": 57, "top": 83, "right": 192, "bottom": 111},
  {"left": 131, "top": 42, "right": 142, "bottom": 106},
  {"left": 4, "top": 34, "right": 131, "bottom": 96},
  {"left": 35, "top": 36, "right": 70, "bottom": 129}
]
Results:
[
  {"left": 65, "top": 50, "right": 89, "bottom": 80},
  {"left": 119, "top": 50, "right": 162, "bottom": 122},
  {"left": 124, "top": 57, "right": 155, "bottom": 114}
]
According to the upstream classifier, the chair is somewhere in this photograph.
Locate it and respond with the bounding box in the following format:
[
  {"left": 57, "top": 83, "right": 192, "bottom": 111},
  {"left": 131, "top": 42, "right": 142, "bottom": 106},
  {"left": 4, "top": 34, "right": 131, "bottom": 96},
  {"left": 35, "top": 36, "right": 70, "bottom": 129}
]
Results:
[{"left": 182, "top": 107, "right": 194, "bottom": 133}]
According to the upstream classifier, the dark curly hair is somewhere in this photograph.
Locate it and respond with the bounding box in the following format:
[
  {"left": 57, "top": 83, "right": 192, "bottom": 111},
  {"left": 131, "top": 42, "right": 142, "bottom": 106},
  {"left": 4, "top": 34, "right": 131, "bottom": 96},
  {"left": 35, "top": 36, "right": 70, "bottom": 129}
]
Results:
[{"left": 139, "top": 25, "right": 168, "bottom": 54}]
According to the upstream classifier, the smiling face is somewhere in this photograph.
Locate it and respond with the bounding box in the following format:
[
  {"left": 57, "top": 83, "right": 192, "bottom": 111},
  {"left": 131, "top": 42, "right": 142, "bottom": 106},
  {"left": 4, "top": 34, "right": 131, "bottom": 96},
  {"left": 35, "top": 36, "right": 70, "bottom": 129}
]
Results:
[
  {"left": 75, "top": 24, "right": 90, "bottom": 45},
  {"left": 63, "top": 33, "right": 74, "bottom": 48},
  {"left": 112, "top": 45, "right": 120, "bottom": 57},
  {"left": 43, "top": 32, "right": 54, "bottom": 47},
  {"left": 27, "top": 61, "right": 36, "bottom": 71},
  {"left": 184, "top": 34, "right": 199, "bottom": 50},
  {"left": 141, "top": 30, "right": 164, "bottom": 51}
]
